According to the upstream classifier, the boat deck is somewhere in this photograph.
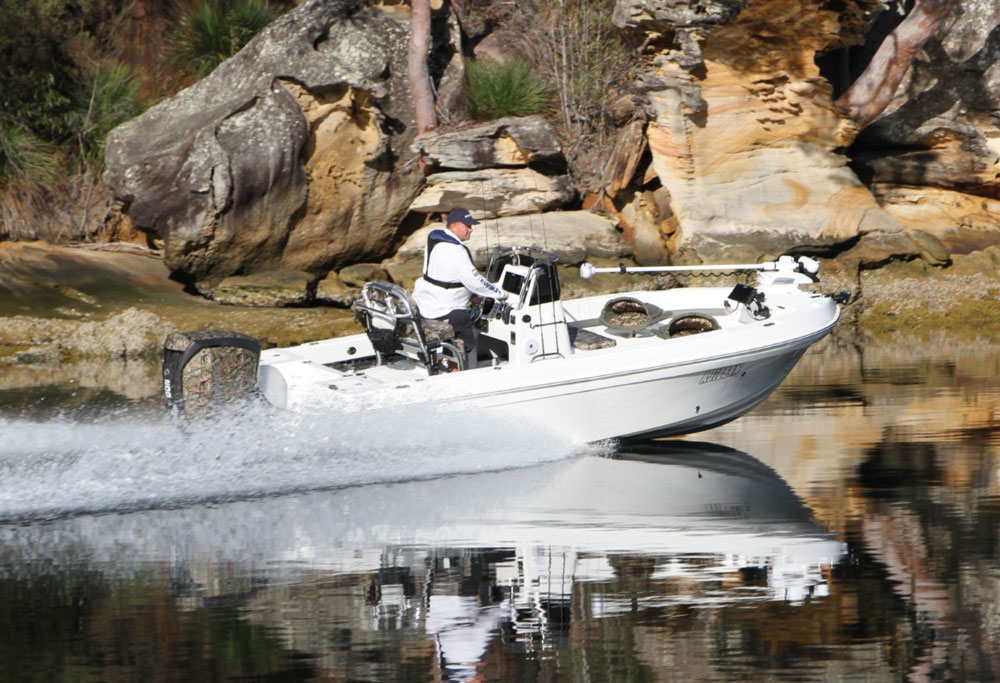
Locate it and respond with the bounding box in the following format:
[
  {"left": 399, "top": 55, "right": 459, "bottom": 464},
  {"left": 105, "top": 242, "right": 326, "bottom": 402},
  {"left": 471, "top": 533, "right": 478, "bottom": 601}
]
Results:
[
  {"left": 263, "top": 284, "right": 827, "bottom": 391},
  {"left": 339, "top": 306, "right": 743, "bottom": 384}
]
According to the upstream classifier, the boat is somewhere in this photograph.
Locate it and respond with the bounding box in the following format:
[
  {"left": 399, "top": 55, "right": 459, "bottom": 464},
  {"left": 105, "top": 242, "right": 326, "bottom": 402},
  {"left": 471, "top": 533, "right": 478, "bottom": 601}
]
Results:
[{"left": 162, "top": 247, "right": 844, "bottom": 442}]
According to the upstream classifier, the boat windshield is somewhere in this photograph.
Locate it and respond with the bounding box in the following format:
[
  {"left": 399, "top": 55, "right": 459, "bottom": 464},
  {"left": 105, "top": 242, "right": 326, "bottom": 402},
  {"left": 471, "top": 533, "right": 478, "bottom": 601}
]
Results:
[{"left": 487, "top": 246, "right": 561, "bottom": 305}]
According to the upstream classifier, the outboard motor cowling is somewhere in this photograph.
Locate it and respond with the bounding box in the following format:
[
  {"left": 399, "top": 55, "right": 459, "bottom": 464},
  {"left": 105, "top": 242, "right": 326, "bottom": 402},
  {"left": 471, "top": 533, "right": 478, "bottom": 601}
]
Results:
[{"left": 162, "top": 330, "right": 261, "bottom": 419}]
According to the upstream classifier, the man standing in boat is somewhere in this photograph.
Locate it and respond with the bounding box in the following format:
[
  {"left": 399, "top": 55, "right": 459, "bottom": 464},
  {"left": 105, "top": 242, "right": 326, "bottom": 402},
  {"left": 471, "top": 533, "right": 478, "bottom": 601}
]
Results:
[{"left": 413, "top": 208, "right": 508, "bottom": 370}]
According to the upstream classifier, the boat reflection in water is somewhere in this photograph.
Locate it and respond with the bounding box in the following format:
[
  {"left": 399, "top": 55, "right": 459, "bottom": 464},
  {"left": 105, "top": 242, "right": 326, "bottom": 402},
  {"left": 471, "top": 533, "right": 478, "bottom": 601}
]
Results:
[{"left": 1, "top": 441, "right": 843, "bottom": 680}]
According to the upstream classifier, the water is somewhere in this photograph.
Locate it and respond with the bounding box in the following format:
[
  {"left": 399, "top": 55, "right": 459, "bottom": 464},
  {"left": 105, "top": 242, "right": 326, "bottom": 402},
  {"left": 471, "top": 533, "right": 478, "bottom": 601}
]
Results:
[
  {"left": 0, "top": 334, "right": 998, "bottom": 681},
  {"left": 0, "top": 401, "right": 583, "bottom": 522}
]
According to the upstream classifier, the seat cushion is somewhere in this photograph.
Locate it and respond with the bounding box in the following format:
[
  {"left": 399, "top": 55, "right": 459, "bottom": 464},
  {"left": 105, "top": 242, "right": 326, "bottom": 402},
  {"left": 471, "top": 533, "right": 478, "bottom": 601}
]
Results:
[
  {"left": 569, "top": 327, "right": 617, "bottom": 350},
  {"left": 420, "top": 318, "right": 455, "bottom": 343}
]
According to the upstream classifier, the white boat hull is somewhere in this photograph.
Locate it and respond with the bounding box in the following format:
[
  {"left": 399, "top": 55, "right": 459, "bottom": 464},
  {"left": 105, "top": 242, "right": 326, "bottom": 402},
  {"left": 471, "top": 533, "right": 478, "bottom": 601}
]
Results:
[{"left": 257, "top": 282, "right": 839, "bottom": 443}]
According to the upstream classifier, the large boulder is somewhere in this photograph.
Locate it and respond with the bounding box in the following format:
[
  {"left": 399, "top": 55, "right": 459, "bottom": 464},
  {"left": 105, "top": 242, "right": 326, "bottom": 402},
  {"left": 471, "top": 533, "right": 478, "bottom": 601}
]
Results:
[
  {"left": 414, "top": 116, "right": 565, "bottom": 169},
  {"left": 103, "top": 0, "right": 441, "bottom": 287},
  {"left": 615, "top": 0, "right": 903, "bottom": 263}
]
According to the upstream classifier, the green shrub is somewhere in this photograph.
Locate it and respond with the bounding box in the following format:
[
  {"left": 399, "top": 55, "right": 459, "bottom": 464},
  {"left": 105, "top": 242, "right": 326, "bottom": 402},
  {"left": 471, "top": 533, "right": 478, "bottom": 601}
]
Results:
[
  {"left": 0, "top": 2, "right": 82, "bottom": 144},
  {"left": 0, "top": 2, "right": 155, "bottom": 179},
  {"left": 72, "top": 63, "right": 148, "bottom": 168},
  {"left": 168, "top": 0, "right": 282, "bottom": 79},
  {"left": 0, "top": 124, "right": 60, "bottom": 186},
  {"left": 465, "top": 58, "right": 555, "bottom": 120}
]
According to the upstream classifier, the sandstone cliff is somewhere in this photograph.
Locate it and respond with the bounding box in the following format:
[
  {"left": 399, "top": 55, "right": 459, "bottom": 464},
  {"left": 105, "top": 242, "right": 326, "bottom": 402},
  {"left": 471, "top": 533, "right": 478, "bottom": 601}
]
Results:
[{"left": 97, "top": 0, "right": 1000, "bottom": 296}]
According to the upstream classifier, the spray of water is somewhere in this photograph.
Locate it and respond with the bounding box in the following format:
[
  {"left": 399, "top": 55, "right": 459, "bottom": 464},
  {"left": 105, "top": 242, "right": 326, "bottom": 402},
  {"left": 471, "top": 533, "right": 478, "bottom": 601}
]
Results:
[{"left": 0, "top": 398, "right": 588, "bottom": 522}]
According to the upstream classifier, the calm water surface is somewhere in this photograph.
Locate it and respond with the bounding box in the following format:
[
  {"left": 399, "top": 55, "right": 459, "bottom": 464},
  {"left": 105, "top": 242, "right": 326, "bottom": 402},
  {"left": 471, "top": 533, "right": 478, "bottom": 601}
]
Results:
[{"left": 1, "top": 333, "right": 998, "bottom": 681}]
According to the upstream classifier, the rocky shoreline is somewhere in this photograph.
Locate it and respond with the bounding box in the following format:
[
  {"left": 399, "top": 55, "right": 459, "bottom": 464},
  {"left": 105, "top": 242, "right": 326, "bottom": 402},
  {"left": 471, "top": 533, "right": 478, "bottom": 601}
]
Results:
[
  {"left": 90, "top": 1, "right": 1000, "bottom": 306},
  {"left": 5, "top": 2, "right": 996, "bottom": 397}
]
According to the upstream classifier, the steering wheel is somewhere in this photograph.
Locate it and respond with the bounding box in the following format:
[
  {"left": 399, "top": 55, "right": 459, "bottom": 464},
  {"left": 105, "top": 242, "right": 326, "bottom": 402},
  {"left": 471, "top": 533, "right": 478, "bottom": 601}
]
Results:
[{"left": 469, "top": 295, "right": 489, "bottom": 324}]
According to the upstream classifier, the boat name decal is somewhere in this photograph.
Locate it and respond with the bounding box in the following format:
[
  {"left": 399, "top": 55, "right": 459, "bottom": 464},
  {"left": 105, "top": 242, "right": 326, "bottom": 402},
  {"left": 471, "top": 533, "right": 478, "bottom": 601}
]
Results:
[{"left": 699, "top": 363, "right": 745, "bottom": 384}]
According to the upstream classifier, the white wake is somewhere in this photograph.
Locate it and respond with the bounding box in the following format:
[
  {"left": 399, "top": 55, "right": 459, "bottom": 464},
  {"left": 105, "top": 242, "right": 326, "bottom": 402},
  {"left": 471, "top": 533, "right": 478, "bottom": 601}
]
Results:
[{"left": 0, "top": 399, "right": 587, "bottom": 522}]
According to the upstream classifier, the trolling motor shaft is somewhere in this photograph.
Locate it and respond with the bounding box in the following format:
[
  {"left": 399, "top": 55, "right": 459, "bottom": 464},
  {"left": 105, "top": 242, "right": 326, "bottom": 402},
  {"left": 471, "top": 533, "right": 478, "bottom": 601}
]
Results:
[{"left": 579, "top": 256, "right": 821, "bottom": 282}]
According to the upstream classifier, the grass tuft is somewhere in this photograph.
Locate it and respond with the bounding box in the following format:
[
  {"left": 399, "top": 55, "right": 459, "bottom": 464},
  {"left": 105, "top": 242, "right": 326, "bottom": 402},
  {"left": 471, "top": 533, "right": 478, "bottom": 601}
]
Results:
[
  {"left": 0, "top": 125, "right": 61, "bottom": 187},
  {"left": 464, "top": 58, "right": 555, "bottom": 120},
  {"left": 73, "top": 63, "right": 148, "bottom": 169}
]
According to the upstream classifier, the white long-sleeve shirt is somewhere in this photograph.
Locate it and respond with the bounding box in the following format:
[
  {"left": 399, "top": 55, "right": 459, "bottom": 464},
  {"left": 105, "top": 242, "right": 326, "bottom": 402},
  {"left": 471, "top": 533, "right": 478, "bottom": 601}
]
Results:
[{"left": 412, "top": 229, "right": 507, "bottom": 318}]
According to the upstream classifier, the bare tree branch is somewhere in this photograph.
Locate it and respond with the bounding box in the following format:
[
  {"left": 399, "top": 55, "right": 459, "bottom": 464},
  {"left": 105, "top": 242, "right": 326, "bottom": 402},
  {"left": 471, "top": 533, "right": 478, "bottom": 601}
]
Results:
[
  {"left": 408, "top": 0, "right": 438, "bottom": 140},
  {"left": 835, "top": 0, "right": 959, "bottom": 131}
]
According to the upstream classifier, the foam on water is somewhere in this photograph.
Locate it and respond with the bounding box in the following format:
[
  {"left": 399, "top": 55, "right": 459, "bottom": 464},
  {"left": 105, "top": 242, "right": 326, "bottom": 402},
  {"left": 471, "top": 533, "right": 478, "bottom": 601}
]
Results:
[{"left": 0, "top": 399, "right": 589, "bottom": 522}]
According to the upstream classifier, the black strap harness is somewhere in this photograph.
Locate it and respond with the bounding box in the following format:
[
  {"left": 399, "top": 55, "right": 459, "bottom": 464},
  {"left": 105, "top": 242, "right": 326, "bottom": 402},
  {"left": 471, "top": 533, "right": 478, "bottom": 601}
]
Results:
[{"left": 423, "top": 232, "right": 471, "bottom": 289}]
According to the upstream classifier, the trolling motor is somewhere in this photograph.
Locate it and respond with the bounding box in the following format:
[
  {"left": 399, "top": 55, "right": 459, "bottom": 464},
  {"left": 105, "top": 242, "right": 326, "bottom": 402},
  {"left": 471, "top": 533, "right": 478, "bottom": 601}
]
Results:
[{"left": 579, "top": 255, "right": 821, "bottom": 285}]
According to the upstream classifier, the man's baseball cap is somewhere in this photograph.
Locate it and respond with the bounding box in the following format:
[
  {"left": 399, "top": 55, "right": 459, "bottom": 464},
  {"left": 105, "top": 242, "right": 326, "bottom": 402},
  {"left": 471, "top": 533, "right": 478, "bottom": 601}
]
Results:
[{"left": 446, "top": 208, "right": 480, "bottom": 226}]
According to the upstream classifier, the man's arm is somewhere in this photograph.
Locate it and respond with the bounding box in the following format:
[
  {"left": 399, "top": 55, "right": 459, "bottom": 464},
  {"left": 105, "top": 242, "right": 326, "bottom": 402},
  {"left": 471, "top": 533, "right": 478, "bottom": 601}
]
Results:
[{"left": 453, "top": 248, "right": 507, "bottom": 300}]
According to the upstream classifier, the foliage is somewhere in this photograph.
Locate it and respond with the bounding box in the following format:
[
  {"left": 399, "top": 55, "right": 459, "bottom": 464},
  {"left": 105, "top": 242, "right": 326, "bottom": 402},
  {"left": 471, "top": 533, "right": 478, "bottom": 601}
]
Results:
[
  {"left": 464, "top": 58, "right": 555, "bottom": 120},
  {"left": 71, "top": 63, "right": 148, "bottom": 169},
  {"left": 0, "top": 124, "right": 61, "bottom": 187},
  {"left": 457, "top": 1, "right": 639, "bottom": 189},
  {"left": 536, "top": 0, "right": 638, "bottom": 139},
  {"left": 0, "top": 1, "right": 88, "bottom": 144},
  {"left": 0, "top": 2, "right": 154, "bottom": 175},
  {"left": 168, "top": 0, "right": 282, "bottom": 79}
]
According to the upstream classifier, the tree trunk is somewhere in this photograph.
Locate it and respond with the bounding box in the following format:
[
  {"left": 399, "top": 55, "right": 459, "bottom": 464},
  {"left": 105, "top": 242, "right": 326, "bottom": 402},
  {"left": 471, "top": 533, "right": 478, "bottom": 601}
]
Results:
[
  {"left": 835, "top": 0, "right": 958, "bottom": 131},
  {"left": 408, "top": 0, "right": 438, "bottom": 140}
]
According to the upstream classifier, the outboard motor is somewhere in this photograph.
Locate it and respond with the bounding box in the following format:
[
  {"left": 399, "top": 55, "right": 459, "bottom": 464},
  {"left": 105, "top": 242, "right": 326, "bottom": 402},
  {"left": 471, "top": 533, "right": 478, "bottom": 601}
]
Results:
[{"left": 162, "top": 330, "right": 261, "bottom": 420}]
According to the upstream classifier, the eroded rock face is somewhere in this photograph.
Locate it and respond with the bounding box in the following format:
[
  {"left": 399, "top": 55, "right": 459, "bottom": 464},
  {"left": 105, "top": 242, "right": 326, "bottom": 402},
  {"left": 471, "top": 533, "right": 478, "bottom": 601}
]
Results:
[
  {"left": 856, "top": 1, "right": 1000, "bottom": 253},
  {"left": 617, "top": 0, "right": 903, "bottom": 263},
  {"left": 612, "top": 0, "right": 745, "bottom": 31},
  {"left": 874, "top": 186, "right": 1000, "bottom": 254},
  {"left": 414, "top": 116, "right": 565, "bottom": 169},
  {"left": 409, "top": 168, "right": 576, "bottom": 216},
  {"left": 103, "top": 0, "right": 427, "bottom": 286},
  {"left": 409, "top": 116, "right": 576, "bottom": 216},
  {"left": 619, "top": 188, "right": 676, "bottom": 266}
]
